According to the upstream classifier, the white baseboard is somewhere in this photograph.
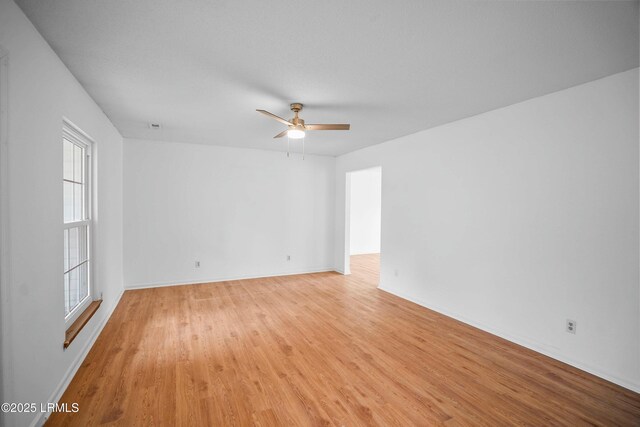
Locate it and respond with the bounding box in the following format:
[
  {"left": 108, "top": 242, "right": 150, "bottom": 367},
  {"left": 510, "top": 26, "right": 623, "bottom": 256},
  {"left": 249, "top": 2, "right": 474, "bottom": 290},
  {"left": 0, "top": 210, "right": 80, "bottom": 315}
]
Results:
[
  {"left": 125, "top": 267, "right": 337, "bottom": 290},
  {"left": 378, "top": 284, "right": 640, "bottom": 394},
  {"left": 30, "top": 289, "right": 125, "bottom": 427}
]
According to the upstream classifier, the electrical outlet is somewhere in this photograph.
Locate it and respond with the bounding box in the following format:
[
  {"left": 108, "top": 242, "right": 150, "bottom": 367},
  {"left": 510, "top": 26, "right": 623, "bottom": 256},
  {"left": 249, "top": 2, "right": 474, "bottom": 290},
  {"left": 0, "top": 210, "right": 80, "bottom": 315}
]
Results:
[
  {"left": 566, "top": 319, "right": 576, "bottom": 334},
  {"left": 195, "top": 261, "right": 200, "bottom": 268},
  {"left": 287, "top": 255, "right": 291, "bottom": 261}
]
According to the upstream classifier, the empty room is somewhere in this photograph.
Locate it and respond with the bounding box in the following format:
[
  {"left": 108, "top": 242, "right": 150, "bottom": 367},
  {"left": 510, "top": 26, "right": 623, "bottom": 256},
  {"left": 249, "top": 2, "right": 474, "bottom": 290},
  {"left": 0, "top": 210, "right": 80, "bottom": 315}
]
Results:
[{"left": 0, "top": 0, "right": 639, "bottom": 425}]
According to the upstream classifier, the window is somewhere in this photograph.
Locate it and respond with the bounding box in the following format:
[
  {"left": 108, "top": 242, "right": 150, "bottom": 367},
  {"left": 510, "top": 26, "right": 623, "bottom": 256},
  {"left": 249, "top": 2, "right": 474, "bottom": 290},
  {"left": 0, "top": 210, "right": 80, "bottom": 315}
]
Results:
[{"left": 63, "top": 122, "right": 92, "bottom": 322}]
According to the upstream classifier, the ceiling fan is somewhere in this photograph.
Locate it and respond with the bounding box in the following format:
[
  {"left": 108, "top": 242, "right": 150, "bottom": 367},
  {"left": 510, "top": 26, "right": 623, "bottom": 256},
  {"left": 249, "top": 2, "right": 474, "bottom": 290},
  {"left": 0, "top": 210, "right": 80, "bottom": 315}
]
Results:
[{"left": 256, "top": 103, "right": 350, "bottom": 139}]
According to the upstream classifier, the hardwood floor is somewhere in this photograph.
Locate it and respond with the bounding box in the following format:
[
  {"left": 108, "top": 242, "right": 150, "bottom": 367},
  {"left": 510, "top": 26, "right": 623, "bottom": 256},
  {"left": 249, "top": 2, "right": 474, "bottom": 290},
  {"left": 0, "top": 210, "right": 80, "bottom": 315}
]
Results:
[{"left": 47, "top": 254, "right": 640, "bottom": 426}]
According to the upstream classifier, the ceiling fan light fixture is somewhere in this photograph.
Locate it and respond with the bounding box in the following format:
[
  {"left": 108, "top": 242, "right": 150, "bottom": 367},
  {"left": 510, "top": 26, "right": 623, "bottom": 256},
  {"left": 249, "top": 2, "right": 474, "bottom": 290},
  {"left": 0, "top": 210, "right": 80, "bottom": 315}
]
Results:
[{"left": 287, "top": 128, "right": 305, "bottom": 139}]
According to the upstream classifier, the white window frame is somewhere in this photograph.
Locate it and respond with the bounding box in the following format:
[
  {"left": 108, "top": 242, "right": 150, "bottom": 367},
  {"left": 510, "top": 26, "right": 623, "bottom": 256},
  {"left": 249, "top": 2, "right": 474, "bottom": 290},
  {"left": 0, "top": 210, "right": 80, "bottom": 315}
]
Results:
[{"left": 63, "top": 120, "right": 94, "bottom": 325}]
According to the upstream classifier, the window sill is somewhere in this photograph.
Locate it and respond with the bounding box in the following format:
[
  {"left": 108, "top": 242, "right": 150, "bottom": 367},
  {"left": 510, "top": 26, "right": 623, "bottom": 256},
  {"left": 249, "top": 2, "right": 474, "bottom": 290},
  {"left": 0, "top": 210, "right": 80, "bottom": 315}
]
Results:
[{"left": 64, "top": 299, "right": 102, "bottom": 349}]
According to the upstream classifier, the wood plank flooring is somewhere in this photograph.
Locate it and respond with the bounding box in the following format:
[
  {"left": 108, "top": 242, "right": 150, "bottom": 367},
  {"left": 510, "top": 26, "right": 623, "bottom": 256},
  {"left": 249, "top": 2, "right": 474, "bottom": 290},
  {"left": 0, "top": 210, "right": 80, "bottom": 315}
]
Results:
[{"left": 47, "top": 254, "right": 640, "bottom": 426}]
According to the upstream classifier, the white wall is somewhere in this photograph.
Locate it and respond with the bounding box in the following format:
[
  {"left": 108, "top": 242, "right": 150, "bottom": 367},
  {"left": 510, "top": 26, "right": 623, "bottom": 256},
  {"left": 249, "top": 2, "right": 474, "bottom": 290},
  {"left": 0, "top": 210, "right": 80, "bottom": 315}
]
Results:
[
  {"left": 349, "top": 167, "right": 381, "bottom": 255},
  {"left": 0, "top": 1, "right": 124, "bottom": 426},
  {"left": 124, "top": 138, "right": 335, "bottom": 288},
  {"left": 335, "top": 69, "right": 640, "bottom": 392}
]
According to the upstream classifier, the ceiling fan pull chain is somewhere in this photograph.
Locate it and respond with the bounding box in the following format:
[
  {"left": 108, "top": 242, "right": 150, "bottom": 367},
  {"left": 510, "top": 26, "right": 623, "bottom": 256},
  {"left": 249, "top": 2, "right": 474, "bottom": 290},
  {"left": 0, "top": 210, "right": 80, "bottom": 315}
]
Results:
[
  {"left": 287, "top": 135, "right": 290, "bottom": 158},
  {"left": 302, "top": 135, "right": 305, "bottom": 160}
]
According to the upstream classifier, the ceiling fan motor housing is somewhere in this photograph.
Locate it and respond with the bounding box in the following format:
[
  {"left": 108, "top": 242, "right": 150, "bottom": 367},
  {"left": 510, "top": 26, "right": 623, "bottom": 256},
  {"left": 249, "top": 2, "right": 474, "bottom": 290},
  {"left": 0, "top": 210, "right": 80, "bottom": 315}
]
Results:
[{"left": 290, "top": 103, "right": 304, "bottom": 127}]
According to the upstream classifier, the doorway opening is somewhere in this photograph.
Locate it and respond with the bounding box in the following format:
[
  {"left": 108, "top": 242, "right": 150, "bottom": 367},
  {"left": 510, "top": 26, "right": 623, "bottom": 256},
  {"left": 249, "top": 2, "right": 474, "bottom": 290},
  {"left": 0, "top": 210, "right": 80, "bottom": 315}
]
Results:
[{"left": 344, "top": 167, "right": 381, "bottom": 285}]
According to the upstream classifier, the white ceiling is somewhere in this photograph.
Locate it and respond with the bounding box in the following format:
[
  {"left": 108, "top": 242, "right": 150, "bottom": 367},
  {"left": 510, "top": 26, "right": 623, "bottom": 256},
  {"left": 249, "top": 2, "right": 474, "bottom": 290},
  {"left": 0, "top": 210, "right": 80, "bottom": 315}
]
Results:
[{"left": 16, "top": 0, "right": 639, "bottom": 156}]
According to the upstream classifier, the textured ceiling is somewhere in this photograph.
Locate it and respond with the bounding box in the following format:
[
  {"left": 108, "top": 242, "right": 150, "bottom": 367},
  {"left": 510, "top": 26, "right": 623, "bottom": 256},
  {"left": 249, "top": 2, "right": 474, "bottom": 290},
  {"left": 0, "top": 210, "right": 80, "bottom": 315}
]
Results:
[{"left": 16, "top": 0, "right": 640, "bottom": 156}]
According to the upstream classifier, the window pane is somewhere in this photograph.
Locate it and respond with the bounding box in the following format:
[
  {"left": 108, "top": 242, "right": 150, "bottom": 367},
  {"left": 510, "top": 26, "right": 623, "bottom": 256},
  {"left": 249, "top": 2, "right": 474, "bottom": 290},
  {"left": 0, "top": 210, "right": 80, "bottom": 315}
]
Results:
[
  {"left": 65, "top": 262, "right": 89, "bottom": 317},
  {"left": 64, "top": 272, "right": 70, "bottom": 316},
  {"left": 68, "top": 227, "right": 79, "bottom": 269},
  {"left": 64, "top": 263, "right": 89, "bottom": 317},
  {"left": 73, "top": 144, "right": 83, "bottom": 184},
  {"left": 63, "top": 140, "right": 74, "bottom": 181},
  {"left": 63, "top": 181, "right": 74, "bottom": 223},
  {"left": 73, "top": 182, "right": 83, "bottom": 221},
  {"left": 68, "top": 267, "right": 79, "bottom": 313},
  {"left": 64, "top": 224, "right": 89, "bottom": 318},
  {"left": 79, "top": 225, "right": 87, "bottom": 262},
  {"left": 78, "top": 262, "right": 89, "bottom": 303},
  {"left": 63, "top": 229, "right": 69, "bottom": 272}
]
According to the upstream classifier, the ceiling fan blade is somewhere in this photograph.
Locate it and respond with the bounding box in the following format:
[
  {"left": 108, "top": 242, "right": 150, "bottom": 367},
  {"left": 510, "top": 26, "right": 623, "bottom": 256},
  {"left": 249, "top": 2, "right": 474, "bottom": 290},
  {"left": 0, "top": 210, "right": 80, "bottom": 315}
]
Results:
[
  {"left": 256, "top": 109, "right": 293, "bottom": 126},
  {"left": 273, "top": 129, "right": 289, "bottom": 138},
  {"left": 305, "top": 124, "right": 350, "bottom": 131}
]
